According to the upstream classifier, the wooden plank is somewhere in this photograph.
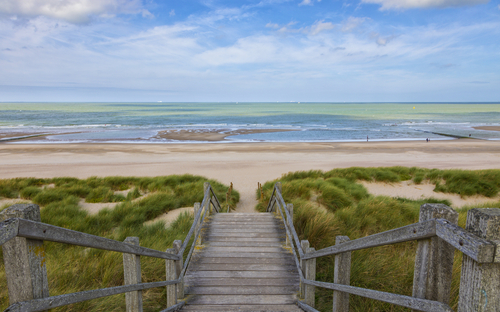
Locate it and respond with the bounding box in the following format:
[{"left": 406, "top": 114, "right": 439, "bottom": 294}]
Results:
[
  {"left": 186, "top": 286, "right": 298, "bottom": 295},
  {"left": 302, "top": 220, "right": 437, "bottom": 260},
  {"left": 16, "top": 219, "right": 180, "bottom": 261},
  {"left": 208, "top": 233, "right": 283, "bottom": 238},
  {"left": 6, "top": 280, "right": 180, "bottom": 312},
  {"left": 193, "top": 251, "right": 290, "bottom": 258},
  {"left": 203, "top": 246, "right": 286, "bottom": 253},
  {"left": 192, "top": 257, "right": 295, "bottom": 265},
  {"left": 185, "top": 270, "right": 299, "bottom": 278},
  {"left": 209, "top": 222, "right": 278, "bottom": 226},
  {"left": 209, "top": 226, "right": 282, "bottom": 230},
  {"left": 189, "top": 264, "right": 297, "bottom": 271},
  {"left": 180, "top": 304, "right": 303, "bottom": 311},
  {"left": 207, "top": 237, "right": 281, "bottom": 242},
  {"left": 435, "top": 218, "right": 496, "bottom": 263},
  {"left": 184, "top": 277, "right": 299, "bottom": 287},
  {"left": 209, "top": 228, "right": 281, "bottom": 234},
  {"left": 186, "top": 294, "right": 296, "bottom": 305},
  {"left": 208, "top": 241, "right": 282, "bottom": 247},
  {"left": 303, "top": 279, "right": 453, "bottom": 312}
]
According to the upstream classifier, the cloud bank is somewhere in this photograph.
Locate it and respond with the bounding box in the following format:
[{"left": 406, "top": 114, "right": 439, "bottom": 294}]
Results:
[
  {"left": 362, "top": 0, "right": 489, "bottom": 10},
  {"left": 0, "top": 0, "right": 151, "bottom": 23}
]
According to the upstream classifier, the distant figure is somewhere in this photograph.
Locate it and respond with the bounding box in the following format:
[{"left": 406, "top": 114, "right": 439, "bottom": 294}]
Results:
[
  {"left": 367, "top": 135, "right": 369, "bottom": 142},
  {"left": 469, "top": 134, "right": 471, "bottom": 137},
  {"left": 426, "top": 138, "right": 428, "bottom": 142}
]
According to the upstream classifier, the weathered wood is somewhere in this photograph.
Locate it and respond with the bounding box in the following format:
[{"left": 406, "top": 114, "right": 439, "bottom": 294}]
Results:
[
  {"left": 435, "top": 218, "right": 496, "bottom": 263},
  {"left": 413, "top": 204, "right": 458, "bottom": 307},
  {"left": 207, "top": 237, "right": 281, "bottom": 242},
  {"left": 275, "top": 190, "right": 303, "bottom": 257},
  {"left": 6, "top": 280, "right": 180, "bottom": 312},
  {"left": 333, "top": 236, "right": 351, "bottom": 312},
  {"left": 15, "top": 219, "right": 179, "bottom": 260},
  {"left": 186, "top": 286, "right": 299, "bottom": 295},
  {"left": 179, "top": 186, "right": 211, "bottom": 254},
  {"left": 0, "top": 218, "right": 19, "bottom": 246},
  {"left": 297, "top": 300, "right": 321, "bottom": 312},
  {"left": 159, "top": 301, "right": 185, "bottom": 312},
  {"left": 203, "top": 246, "right": 285, "bottom": 253},
  {"left": 123, "top": 237, "right": 142, "bottom": 312},
  {"left": 286, "top": 204, "right": 293, "bottom": 248},
  {"left": 303, "top": 279, "right": 453, "bottom": 312},
  {"left": 0, "top": 204, "right": 49, "bottom": 305},
  {"left": 300, "top": 240, "right": 310, "bottom": 298},
  {"left": 209, "top": 228, "right": 280, "bottom": 234},
  {"left": 208, "top": 232, "right": 283, "bottom": 238},
  {"left": 180, "top": 304, "right": 303, "bottom": 311},
  {"left": 193, "top": 257, "right": 294, "bottom": 265},
  {"left": 189, "top": 263, "right": 297, "bottom": 271},
  {"left": 186, "top": 294, "right": 296, "bottom": 305},
  {"left": 173, "top": 240, "right": 184, "bottom": 299},
  {"left": 304, "top": 246, "right": 316, "bottom": 307},
  {"left": 198, "top": 251, "right": 289, "bottom": 258},
  {"left": 186, "top": 270, "right": 299, "bottom": 278},
  {"left": 458, "top": 208, "right": 500, "bottom": 312},
  {"left": 303, "top": 219, "right": 437, "bottom": 260},
  {"left": 194, "top": 202, "right": 202, "bottom": 246},
  {"left": 165, "top": 248, "right": 177, "bottom": 307},
  {"left": 184, "top": 277, "right": 299, "bottom": 286},
  {"left": 208, "top": 241, "right": 281, "bottom": 247}
]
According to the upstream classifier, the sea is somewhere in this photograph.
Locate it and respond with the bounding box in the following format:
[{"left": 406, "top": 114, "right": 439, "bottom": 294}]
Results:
[{"left": 1, "top": 102, "right": 500, "bottom": 143}]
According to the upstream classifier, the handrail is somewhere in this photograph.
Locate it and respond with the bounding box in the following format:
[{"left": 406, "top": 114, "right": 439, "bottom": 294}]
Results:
[
  {"left": 265, "top": 182, "right": 500, "bottom": 312},
  {"left": 0, "top": 182, "right": 225, "bottom": 312},
  {"left": 2, "top": 218, "right": 180, "bottom": 260}
]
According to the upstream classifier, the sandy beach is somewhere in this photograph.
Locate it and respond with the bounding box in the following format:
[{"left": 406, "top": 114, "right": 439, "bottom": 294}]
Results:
[{"left": 1, "top": 139, "right": 499, "bottom": 212}]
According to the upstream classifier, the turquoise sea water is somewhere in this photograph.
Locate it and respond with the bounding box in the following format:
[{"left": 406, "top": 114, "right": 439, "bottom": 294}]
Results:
[{"left": 1, "top": 102, "right": 499, "bottom": 143}]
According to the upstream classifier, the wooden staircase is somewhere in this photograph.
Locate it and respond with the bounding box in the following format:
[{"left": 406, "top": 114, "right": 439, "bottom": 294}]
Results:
[{"left": 181, "top": 212, "right": 303, "bottom": 311}]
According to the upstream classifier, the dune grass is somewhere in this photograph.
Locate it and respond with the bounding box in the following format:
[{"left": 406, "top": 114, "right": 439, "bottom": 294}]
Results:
[
  {"left": 0, "top": 175, "right": 238, "bottom": 311},
  {"left": 257, "top": 167, "right": 500, "bottom": 312}
]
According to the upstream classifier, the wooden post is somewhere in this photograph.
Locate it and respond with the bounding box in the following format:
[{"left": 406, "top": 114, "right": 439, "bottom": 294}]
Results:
[
  {"left": 304, "top": 246, "right": 316, "bottom": 307},
  {"left": 165, "top": 248, "right": 177, "bottom": 307},
  {"left": 173, "top": 240, "right": 184, "bottom": 299},
  {"left": 0, "top": 204, "right": 49, "bottom": 305},
  {"left": 333, "top": 236, "right": 351, "bottom": 312},
  {"left": 123, "top": 237, "right": 142, "bottom": 312},
  {"left": 194, "top": 202, "right": 201, "bottom": 246},
  {"left": 300, "top": 240, "right": 309, "bottom": 298},
  {"left": 413, "top": 203, "right": 458, "bottom": 307},
  {"left": 286, "top": 204, "right": 293, "bottom": 248},
  {"left": 204, "top": 182, "right": 210, "bottom": 212},
  {"left": 458, "top": 208, "right": 500, "bottom": 312}
]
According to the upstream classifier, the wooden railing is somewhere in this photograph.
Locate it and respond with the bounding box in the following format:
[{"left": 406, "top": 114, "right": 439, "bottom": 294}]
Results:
[
  {"left": 0, "top": 182, "right": 222, "bottom": 312},
  {"left": 266, "top": 182, "right": 500, "bottom": 312}
]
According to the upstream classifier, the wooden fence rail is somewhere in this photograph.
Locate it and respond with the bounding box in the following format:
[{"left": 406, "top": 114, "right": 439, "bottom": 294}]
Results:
[
  {"left": 0, "top": 182, "right": 223, "bottom": 312},
  {"left": 267, "top": 182, "right": 500, "bottom": 312}
]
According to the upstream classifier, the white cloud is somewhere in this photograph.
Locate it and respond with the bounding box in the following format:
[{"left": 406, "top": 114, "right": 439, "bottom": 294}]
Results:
[
  {"left": 362, "top": 0, "right": 489, "bottom": 10},
  {"left": 299, "top": 0, "right": 313, "bottom": 6},
  {"left": 309, "top": 21, "right": 334, "bottom": 35},
  {"left": 0, "top": 0, "right": 151, "bottom": 23},
  {"left": 341, "top": 17, "right": 368, "bottom": 32},
  {"left": 169, "top": 10, "right": 175, "bottom": 17}
]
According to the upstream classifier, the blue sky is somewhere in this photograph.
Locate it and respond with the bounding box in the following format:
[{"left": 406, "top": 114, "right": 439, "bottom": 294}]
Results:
[{"left": 0, "top": 0, "right": 499, "bottom": 102}]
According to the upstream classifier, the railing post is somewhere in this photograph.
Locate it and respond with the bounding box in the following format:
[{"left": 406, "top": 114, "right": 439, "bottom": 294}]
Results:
[
  {"left": 194, "top": 202, "right": 202, "bottom": 245},
  {"left": 123, "top": 237, "right": 143, "bottom": 312},
  {"left": 166, "top": 248, "right": 177, "bottom": 307},
  {"left": 458, "top": 208, "right": 500, "bottom": 312},
  {"left": 412, "top": 203, "right": 458, "bottom": 307},
  {"left": 204, "top": 182, "right": 211, "bottom": 214},
  {"left": 286, "top": 204, "right": 293, "bottom": 248},
  {"left": 300, "top": 240, "right": 316, "bottom": 307},
  {"left": 0, "top": 204, "right": 49, "bottom": 305},
  {"left": 173, "top": 240, "right": 184, "bottom": 299},
  {"left": 333, "top": 236, "right": 351, "bottom": 312}
]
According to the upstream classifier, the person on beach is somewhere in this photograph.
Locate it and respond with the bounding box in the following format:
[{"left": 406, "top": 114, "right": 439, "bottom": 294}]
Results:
[{"left": 367, "top": 135, "right": 369, "bottom": 142}]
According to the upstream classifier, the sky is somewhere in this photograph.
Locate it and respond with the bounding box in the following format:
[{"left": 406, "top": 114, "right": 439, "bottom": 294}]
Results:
[{"left": 0, "top": 0, "right": 499, "bottom": 102}]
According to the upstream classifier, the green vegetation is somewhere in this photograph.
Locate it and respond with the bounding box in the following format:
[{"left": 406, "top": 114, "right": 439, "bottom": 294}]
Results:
[
  {"left": 0, "top": 175, "right": 238, "bottom": 311},
  {"left": 256, "top": 167, "right": 500, "bottom": 312}
]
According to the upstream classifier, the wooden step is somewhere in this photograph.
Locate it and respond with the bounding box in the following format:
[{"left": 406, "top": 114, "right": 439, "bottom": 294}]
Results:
[
  {"left": 180, "top": 304, "right": 303, "bottom": 311},
  {"left": 185, "top": 294, "right": 296, "bottom": 305}
]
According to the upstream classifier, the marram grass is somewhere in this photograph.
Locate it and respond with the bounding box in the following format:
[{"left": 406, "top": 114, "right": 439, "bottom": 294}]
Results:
[
  {"left": 0, "top": 175, "right": 238, "bottom": 311},
  {"left": 256, "top": 167, "right": 500, "bottom": 312}
]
